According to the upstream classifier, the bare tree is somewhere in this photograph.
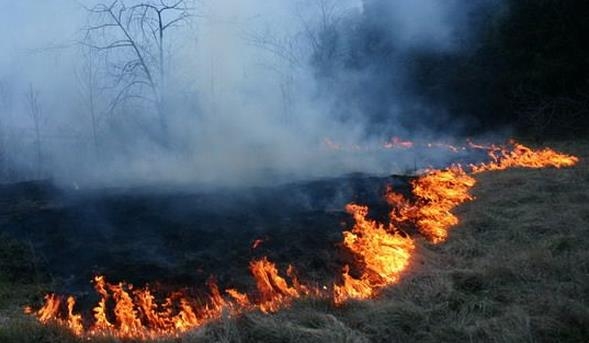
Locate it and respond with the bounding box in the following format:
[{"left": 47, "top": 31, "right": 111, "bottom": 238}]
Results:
[
  {"left": 26, "top": 84, "right": 43, "bottom": 179},
  {"left": 81, "top": 0, "right": 193, "bottom": 143},
  {"left": 248, "top": 0, "right": 349, "bottom": 67},
  {"left": 76, "top": 46, "right": 106, "bottom": 155},
  {"left": 245, "top": 0, "right": 352, "bottom": 123},
  {"left": 295, "top": 0, "right": 351, "bottom": 78},
  {"left": 0, "top": 82, "right": 9, "bottom": 180}
]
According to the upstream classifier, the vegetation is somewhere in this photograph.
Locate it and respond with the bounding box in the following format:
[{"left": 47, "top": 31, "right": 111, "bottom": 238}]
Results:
[
  {"left": 410, "top": 0, "right": 589, "bottom": 139},
  {"left": 1, "top": 1, "right": 588, "bottom": 341},
  {"left": 1, "top": 140, "right": 587, "bottom": 342},
  {"left": 315, "top": 0, "right": 589, "bottom": 139}
]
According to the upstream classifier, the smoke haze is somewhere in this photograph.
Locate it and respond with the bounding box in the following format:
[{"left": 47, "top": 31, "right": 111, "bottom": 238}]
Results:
[{"left": 0, "top": 0, "right": 502, "bottom": 188}]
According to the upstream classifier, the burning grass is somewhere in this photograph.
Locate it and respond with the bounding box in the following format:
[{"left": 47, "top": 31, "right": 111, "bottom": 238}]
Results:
[{"left": 1, "top": 140, "right": 586, "bottom": 342}]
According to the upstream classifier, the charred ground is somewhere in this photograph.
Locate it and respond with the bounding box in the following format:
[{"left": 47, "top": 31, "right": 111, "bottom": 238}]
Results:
[
  {"left": 0, "top": 173, "right": 410, "bottom": 302},
  {"left": 0, "top": 140, "right": 587, "bottom": 342}
]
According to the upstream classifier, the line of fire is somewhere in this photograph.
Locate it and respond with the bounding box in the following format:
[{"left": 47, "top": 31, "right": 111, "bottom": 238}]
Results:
[
  {"left": 25, "top": 141, "right": 578, "bottom": 339},
  {"left": 1, "top": 1, "right": 588, "bottom": 342}
]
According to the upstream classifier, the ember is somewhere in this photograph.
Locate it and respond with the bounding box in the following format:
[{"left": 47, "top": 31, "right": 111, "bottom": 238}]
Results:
[{"left": 251, "top": 239, "right": 264, "bottom": 250}]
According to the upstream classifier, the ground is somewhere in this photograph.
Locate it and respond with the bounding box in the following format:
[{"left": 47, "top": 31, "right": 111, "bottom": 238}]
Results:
[{"left": 0, "top": 140, "right": 588, "bottom": 342}]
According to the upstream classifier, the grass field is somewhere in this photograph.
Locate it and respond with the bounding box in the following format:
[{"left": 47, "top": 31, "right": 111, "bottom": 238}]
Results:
[{"left": 1, "top": 141, "right": 587, "bottom": 342}]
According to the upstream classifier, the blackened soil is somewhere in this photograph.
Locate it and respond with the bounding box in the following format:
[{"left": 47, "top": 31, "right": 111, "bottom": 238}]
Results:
[{"left": 0, "top": 174, "right": 412, "bottom": 298}]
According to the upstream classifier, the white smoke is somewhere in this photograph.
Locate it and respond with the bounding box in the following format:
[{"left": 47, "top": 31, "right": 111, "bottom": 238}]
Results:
[{"left": 0, "top": 0, "right": 495, "bottom": 188}]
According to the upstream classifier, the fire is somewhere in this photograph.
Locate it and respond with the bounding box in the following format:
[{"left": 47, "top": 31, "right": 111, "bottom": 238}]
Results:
[
  {"left": 384, "top": 137, "right": 414, "bottom": 149},
  {"left": 386, "top": 140, "right": 579, "bottom": 244},
  {"left": 388, "top": 166, "right": 476, "bottom": 243},
  {"left": 470, "top": 141, "right": 579, "bottom": 173},
  {"left": 30, "top": 294, "right": 84, "bottom": 336},
  {"left": 426, "top": 142, "right": 463, "bottom": 153},
  {"left": 66, "top": 296, "right": 83, "bottom": 335},
  {"left": 249, "top": 257, "right": 312, "bottom": 313},
  {"left": 226, "top": 288, "right": 250, "bottom": 308},
  {"left": 333, "top": 204, "right": 415, "bottom": 304},
  {"left": 26, "top": 260, "right": 312, "bottom": 339},
  {"left": 35, "top": 294, "right": 61, "bottom": 324},
  {"left": 26, "top": 140, "right": 579, "bottom": 340}
]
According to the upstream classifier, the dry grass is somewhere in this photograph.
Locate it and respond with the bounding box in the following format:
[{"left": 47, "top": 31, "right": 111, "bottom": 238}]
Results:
[{"left": 1, "top": 140, "right": 588, "bottom": 342}]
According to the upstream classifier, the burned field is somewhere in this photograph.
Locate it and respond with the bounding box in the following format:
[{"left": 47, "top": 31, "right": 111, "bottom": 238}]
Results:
[
  {"left": 1, "top": 1, "right": 588, "bottom": 341},
  {"left": 0, "top": 140, "right": 583, "bottom": 343},
  {"left": 0, "top": 174, "right": 405, "bottom": 293},
  {"left": 0, "top": 144, "right": 480, "bottom": 300}
]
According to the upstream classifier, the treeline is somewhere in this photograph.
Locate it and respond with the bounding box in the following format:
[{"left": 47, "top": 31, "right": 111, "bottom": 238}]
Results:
[{"left": 313, "top": 0, "right": 589, "bottom": 139}]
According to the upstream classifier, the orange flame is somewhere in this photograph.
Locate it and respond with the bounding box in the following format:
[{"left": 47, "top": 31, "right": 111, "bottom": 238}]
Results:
[
  {"left": 395, "top": 165, "right": 477, "bottom": 243},
  {"left": 36, "top": 294, "right": 61, "bottom": 324},
  {"left": 26, "top": 140, "right": 579, "bottom": 339},
  {"left": 384, "top": 137, "right": 414, "bottom": 149},
  {"left": 426, "top": 142, "right": 463, "bottom": 153},
  {"left": 66, "top": 296, "right": 83, "bottom": 336},
  {"left": 333, "top": 204, "right": 415, "bottom": 304},
  {"left": 470, "top": 141, "right": 579, "bottom": 173},
  {"left": 27, "top": 260, "right": 313, "bottom": 339},
  {"left": 249, "top": 257, "right": 310, "bottom": 313}
]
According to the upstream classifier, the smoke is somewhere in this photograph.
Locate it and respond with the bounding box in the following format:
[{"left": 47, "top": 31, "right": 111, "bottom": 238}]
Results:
[
  {"left": 364, "top": 0, "right": 494, "bottom": 51},
  {"left": 0, "top": 0, "right": 502, "bottom": 188}
]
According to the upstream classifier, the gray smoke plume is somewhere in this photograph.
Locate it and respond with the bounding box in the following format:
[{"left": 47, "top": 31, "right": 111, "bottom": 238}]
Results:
[{"left": 0, "top": 0, "right": 502, "bottom": 189}]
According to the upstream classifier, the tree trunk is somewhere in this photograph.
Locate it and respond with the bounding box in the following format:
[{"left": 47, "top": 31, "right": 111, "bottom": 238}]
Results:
[{"left": 34, "top": 120, "right": 42, "bottom": 179}]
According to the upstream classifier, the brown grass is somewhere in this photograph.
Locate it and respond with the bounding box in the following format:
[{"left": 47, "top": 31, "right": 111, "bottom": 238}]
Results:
[{"left": 1, "top": 140, "right": 588, "bottom": 342}]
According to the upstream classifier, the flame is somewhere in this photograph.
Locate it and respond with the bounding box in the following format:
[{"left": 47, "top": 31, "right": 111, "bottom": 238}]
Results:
[
  {"left": 26, "top": 260, "right": 312, "bottom": 339},
  {"left": 384, "top": 137, "right": 414, "bottom": 149},
  {"left": 391, "top": 165, "right": 477, "bottom": 243},
  {"left": 386, "top": 141, "right": 578, "bottom": 244},
  {"left": 426, "top": 142, "right": 463, "bottom": 153},
  {"left": 333, "top": 204, "right": 415, "bottom": 304},
  {"left": 226, "top": 288, "right": 251, "bottom": 308},
  {"left": 32, "top": 294, "right": 84, "bottom": 336},
  {"left": 249, "top": 257, "right": 310, "bottom": 313},
  {"left": 92, "top": 275, "right": 113, "bottom": 332},
  {"left": 36, "top": 294, "right": 61, "bottom": 324},
  {"left": 26, "top": 140, "right": 579, "bottom": 340},
  {"left": 466, "top": 139, "right": 493, "bottom": 150},
  {"left": 66, "top": 296, "right": 83, "bottom": 335},
  {"left": 470, "top": 141, "right": 579, "bottom": 173}
]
